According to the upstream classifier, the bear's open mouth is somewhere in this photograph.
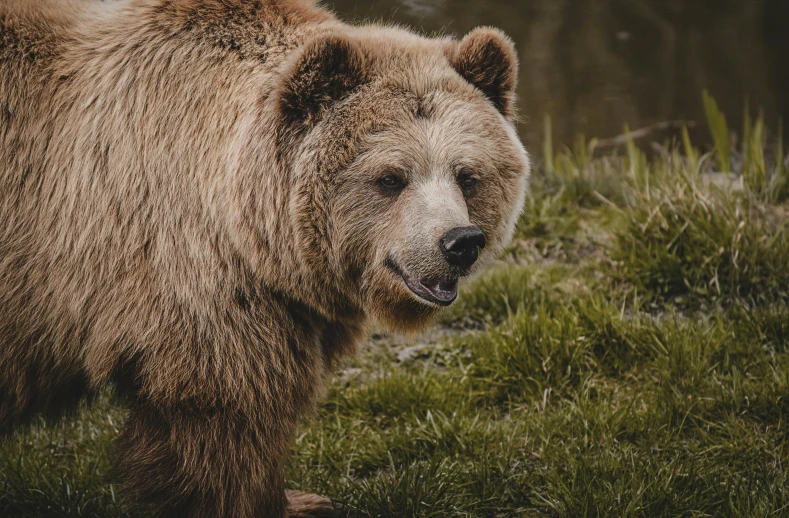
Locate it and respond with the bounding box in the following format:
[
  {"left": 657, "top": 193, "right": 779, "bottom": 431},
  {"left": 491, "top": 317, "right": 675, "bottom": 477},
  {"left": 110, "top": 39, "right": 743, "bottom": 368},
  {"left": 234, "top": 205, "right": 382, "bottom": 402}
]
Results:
[{"left": 385, "top": 257, "right": 458, "bottom": 306}]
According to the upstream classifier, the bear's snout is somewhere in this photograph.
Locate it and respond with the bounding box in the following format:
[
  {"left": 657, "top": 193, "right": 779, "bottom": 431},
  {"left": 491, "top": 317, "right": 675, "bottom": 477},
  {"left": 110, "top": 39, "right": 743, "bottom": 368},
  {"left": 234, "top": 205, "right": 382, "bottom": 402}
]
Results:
[{"left": 440, "top": 225, "right": 486, "bottom": 271}]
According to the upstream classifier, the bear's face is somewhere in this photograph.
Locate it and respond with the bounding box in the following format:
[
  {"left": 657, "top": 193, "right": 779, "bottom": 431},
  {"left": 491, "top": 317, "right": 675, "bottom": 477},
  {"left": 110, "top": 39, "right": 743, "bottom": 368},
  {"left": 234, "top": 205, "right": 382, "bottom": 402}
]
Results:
[
  {"left": 275, "top": 28, "right": 529, "bottom": 330},
  {"left": 330, "top": 94, "right": 528, "bottom": 330}
]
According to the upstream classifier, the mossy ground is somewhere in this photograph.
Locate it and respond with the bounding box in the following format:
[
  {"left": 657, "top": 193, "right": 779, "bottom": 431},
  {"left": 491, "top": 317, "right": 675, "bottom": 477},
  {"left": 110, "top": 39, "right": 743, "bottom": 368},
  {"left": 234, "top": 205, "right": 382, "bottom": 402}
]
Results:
[{"left": 2, "top": 120, "right": 788, "bottom": 516}]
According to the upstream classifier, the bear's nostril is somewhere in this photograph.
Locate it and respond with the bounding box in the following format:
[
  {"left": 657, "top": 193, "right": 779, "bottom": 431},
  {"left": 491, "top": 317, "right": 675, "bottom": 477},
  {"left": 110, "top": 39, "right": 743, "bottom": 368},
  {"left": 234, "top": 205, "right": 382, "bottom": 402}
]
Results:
[{"left": 440, "top": 226, "right": 486, "bottom": 270}]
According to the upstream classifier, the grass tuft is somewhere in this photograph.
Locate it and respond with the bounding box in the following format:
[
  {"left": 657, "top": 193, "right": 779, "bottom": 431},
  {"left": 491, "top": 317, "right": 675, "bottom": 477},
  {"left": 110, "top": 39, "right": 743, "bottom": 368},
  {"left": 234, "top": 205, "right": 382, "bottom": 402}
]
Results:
[{"left": 612, "top": 179, "right": 789, "bottom": 305}]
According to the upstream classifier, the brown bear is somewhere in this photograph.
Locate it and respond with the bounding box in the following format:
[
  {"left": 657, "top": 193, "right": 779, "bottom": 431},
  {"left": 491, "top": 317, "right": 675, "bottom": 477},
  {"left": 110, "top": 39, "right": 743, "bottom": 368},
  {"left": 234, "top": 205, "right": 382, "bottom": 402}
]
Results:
[{"left": 0, "top": 0, "right": 530, "bottom": 516}]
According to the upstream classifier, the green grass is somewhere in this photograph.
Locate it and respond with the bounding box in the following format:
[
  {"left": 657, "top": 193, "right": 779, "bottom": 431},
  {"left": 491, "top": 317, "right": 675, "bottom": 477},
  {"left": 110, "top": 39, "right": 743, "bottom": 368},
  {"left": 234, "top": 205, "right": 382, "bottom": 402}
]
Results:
[
  {"left": 3, "top": 102, "right": 789, "bottom": 516},
  {"left": 612, "top": 180, "right": 789, "bottom": 305}
]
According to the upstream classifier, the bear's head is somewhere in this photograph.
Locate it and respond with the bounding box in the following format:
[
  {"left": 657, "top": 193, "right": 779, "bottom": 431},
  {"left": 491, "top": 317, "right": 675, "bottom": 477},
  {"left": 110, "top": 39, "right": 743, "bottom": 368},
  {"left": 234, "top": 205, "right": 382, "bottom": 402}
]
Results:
[{"left": 273, "top": 26, "right": 530, "bottom": 331}]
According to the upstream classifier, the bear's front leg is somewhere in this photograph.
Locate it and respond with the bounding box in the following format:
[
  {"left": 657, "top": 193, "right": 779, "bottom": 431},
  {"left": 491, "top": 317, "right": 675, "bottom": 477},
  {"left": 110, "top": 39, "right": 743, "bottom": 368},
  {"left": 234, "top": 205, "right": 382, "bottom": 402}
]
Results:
[{"left": 116, "top": 402, "right": 294, "bottom": 518}]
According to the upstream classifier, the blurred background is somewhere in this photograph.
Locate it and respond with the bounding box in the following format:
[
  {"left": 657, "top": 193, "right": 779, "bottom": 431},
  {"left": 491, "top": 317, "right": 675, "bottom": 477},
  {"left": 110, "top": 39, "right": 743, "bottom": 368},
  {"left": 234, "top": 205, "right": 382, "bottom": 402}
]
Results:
[{"left": 326, "top": 0, "right": 789, "bottom": 151}]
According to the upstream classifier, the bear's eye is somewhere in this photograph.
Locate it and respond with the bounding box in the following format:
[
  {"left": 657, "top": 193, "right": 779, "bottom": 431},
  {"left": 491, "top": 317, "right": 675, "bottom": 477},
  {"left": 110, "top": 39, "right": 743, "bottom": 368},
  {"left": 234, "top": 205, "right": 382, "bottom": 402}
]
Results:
[
  {"left": 458, "top": 171, "right": 478, "bottom": 196},
  {"left": 378, "top": 174, "right": 406, "bottom": 194}
]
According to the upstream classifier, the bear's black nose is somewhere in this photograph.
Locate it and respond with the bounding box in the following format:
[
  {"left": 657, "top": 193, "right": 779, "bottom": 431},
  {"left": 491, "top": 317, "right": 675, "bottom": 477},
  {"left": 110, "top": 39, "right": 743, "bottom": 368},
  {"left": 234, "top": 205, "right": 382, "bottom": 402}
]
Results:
[{"left": 440, "top": 226, "right": 486, "bottom": 270}]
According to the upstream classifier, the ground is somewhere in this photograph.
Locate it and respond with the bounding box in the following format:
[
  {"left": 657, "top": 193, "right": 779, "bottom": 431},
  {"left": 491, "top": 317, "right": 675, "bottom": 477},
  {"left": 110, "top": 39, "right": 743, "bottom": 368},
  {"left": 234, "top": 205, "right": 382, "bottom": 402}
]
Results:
[{"left": 2, "top": 108, "right": 788, "bottom": 516}]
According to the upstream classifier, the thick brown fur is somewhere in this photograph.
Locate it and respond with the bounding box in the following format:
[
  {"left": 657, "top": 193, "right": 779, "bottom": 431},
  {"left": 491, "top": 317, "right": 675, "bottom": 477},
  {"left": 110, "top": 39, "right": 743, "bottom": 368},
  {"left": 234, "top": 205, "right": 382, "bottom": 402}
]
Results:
[{"left": 0, "top": 0, "right": 530, "bottom": 516}]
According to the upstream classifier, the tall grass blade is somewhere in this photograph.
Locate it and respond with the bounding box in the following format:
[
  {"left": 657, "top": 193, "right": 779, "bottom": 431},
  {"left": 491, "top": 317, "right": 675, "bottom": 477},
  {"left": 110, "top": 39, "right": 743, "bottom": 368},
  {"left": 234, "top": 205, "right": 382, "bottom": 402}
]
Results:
[
  {"left": 624, "top": 124, "right": 647, "bottom": 190},
  {"left": 544, "top": 113, "right": 555, "bottom": 174},
  {"left": 743, "top": 108, "right": 767, "bottom": 197},
  {"left": 774, "top": 119, "right": 787, "bottom": 202},
  {"left": 682, "top": 125, "right": 699, "bottom": 175},
  {"left": 702, "top": 90, "right": 731, "bottom": 172},
  {"left": 574, "top": 133, "right": 588, "bottom": 169}
]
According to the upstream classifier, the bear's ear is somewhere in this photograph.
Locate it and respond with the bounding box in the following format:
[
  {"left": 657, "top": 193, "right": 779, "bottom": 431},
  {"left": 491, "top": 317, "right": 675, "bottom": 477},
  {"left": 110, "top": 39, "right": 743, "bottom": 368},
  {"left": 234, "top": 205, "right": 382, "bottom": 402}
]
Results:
[
  {"left": 449, "top": 27, "right": 518, "bottom": 119},
  {"left": 277, "top": 34, "right": 367, "bottom": 127}
]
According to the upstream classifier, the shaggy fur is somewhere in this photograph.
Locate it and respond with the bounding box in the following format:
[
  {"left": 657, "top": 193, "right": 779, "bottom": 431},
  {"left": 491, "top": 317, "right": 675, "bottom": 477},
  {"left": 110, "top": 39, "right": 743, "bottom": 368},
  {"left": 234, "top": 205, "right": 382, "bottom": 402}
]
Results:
[{"left": 0, "top": 0, "right": 530, "bottom": 516}]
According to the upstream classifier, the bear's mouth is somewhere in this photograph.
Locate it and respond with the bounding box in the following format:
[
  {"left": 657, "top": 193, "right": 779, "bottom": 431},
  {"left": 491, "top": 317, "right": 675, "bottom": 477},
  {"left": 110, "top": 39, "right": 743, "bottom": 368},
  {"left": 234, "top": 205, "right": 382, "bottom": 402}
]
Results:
[{"left": 385, "top": 257, "right": 458, "bottom": 307}]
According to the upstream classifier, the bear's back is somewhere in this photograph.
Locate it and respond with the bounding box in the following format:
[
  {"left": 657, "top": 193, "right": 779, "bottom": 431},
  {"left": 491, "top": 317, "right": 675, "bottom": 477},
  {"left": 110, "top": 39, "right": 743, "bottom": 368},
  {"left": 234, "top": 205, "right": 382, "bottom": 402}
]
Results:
[{"left": 0, "top": 0, "right": 336, "bottom": 378}]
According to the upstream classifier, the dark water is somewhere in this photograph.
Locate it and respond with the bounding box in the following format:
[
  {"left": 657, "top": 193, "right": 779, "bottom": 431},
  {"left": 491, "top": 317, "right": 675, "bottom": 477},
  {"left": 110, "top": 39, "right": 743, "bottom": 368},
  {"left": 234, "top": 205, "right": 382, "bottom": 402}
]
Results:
[{"left": 327, "top": 0, "right": 789, "bottom": 152}]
